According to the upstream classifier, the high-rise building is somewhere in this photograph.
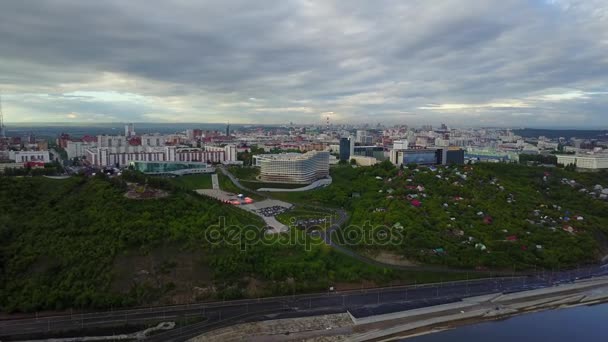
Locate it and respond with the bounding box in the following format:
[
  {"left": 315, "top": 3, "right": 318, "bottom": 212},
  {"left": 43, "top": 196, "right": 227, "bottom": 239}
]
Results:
[
  {"left": 125, "top": 123, "right": 135, "bottom": 137},
  {"left": 254, "top": 151, "right": 329, "bottom": 184},
  {"left": 339, "top": 137, "right": 351, "bottom": 161},
  {"left": 226, "top": 123, "right": 230, "bottom": 137},
  {"left": 356, "top": 130, "right": 366, "bottom": 143},
  {"left": 224, "top": 144, "right": 237, "bottom": 162}
]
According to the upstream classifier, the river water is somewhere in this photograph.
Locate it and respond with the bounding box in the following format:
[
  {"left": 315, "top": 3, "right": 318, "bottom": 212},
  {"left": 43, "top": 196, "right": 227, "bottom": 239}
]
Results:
[{"left": 406, "top": 303, "right": 608, "bottom": 341}]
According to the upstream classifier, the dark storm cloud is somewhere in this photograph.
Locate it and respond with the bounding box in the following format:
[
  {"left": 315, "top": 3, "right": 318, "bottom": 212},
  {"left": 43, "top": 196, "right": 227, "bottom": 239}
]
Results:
[{"left": 0, "top": 0, "right": 607, "bottom": 126}]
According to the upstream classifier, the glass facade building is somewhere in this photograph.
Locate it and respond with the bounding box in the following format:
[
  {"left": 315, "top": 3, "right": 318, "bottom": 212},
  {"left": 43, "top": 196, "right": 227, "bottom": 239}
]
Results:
[
  {"left": 130, "top": 161, "right": 214, "bottom": 175},
  {"left": 354, "top": 146, "right": 386, "bottom": 161},
  {"left": 402, "top": 150, "right": 437, "bottom": 165},
  {"left": 339, "top": 138, "right": 351, "bottom": 161}
]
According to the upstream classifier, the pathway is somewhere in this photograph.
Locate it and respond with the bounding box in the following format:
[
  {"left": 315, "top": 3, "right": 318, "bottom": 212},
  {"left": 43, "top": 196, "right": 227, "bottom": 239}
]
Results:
[{"left": 211, "top": 173, "right": 219, "bottom": 190}]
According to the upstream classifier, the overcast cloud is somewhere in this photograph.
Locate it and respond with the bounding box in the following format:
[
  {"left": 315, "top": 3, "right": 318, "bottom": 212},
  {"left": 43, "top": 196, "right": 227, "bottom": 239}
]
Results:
[{"left": 0, "top": 0, "right": 607, "bottom": 127}]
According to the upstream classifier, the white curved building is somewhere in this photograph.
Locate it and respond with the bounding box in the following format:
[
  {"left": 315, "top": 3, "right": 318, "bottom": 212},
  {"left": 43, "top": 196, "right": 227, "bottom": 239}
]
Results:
[{"left": 254, "top": 151, "right": 329, "bottom": 184}]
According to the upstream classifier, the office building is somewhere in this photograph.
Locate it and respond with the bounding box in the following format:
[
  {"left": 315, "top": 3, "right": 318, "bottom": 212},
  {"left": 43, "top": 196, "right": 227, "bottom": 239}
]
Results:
[
  {"left": 557, "top": 154, "right": 608, "bottom": 169},
  {"left": 130, "top": 161, "right": 214, "bottom": 175},
  {"left": 393, "top": 140, "right": 409, "bottom": 150},
  {"left": 339, "top": 137, "right": 354, "bottom": 161},
  {"left": 354, "top": 146, "right": 385, "bottom": 161},
  {"left": 254, "top": 150, "right": 329, "bottom": 184},
  {"left": 390, "top": 148, "right": 465, "bottom": 166},
  {"left": 437, "top": 147, "right": 465, "bottom": 165},
  {"left": 8, "top": 150, "right": 50, "bottom": 163},
  {"left": 401, "top": 149, "right": 438, "bottom": 165}
]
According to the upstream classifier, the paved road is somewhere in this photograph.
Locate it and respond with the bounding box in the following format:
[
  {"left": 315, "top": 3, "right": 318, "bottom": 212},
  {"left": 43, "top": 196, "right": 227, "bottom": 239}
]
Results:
[
  {"left": 2, "top": 266, "right": 607, "bottom": 341},
  {"left": 217, "top": 166, "right": 268, "bottom": 199},
  {"left": 210, "top": 173, "right": 219, "bottom": 190}
]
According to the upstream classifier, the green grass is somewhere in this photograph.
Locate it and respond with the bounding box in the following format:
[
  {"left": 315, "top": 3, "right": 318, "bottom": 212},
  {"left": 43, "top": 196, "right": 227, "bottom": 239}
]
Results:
[
  {"left": 168, "top": 174, "right": 213, "bottom": 190},
  {"left": 217, "top": 172, "right": 264, "bottom": 200},
  {"left": 227, "top": 166, "right": 260, "bottom": 180}
]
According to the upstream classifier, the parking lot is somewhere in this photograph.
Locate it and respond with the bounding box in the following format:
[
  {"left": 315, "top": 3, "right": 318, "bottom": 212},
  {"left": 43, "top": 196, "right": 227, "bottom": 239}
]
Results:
[{"left": 255, "top": 205, "right": 289, "bottom": 217}]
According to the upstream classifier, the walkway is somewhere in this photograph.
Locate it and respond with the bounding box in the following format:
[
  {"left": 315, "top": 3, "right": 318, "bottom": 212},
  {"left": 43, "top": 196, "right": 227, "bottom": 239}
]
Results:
[
  {"left": 211, "top": 173, "right": 219, "bottom": 190},
  {"left": 258, "top": 177, "right": 332, "bottom": 192}
]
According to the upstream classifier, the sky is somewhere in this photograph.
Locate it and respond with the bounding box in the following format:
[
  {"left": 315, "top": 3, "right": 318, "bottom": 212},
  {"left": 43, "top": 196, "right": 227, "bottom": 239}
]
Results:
[{"left": 0, "top": 0, "right": 607, "bottom": 127}]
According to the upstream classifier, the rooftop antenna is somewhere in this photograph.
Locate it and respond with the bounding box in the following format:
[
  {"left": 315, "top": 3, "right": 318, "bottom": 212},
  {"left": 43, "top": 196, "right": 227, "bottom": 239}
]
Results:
[{"left": 0, "top": 91, "right": 5, "bottom": 139}]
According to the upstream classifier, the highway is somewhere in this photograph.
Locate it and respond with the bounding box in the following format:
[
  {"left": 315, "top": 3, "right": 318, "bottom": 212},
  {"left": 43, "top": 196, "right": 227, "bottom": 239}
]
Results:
[{"left": 1, "top": 265, "right": 607, "bottom": 341}]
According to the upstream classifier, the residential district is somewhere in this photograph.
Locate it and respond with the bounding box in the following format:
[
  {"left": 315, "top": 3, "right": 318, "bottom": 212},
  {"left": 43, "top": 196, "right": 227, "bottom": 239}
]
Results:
[{"left": 1, "top": 123, "right": 608, "bottom": 176}]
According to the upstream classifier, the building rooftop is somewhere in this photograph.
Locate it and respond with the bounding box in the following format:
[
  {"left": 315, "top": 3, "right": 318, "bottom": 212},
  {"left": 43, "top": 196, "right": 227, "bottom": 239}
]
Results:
[{"left": 256, "top": 151, "right": 327, "bottom": 161}]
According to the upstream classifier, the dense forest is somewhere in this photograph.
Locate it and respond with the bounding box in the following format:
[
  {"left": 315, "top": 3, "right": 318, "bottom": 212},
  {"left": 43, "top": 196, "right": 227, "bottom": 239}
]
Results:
[{"left": 0, "top": 173, "right": 415, "bottom": 313}]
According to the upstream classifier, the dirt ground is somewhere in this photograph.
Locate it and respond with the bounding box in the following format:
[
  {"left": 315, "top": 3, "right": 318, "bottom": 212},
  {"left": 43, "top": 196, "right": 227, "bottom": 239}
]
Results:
[{"left": 367, "top": 250, "right": 419, "bottom": 267}]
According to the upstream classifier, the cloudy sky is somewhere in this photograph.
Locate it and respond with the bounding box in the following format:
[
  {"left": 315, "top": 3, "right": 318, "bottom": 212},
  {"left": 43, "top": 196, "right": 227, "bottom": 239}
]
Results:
[{"left": 1, "top": 0, "right": 607, "bottom": 127}]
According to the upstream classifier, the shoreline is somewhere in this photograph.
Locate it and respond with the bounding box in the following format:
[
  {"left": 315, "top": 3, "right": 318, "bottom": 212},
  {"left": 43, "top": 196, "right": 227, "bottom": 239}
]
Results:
[
  {"left": 396, "top": 301, "right": 608, "bottom": 341},
  {"left": 192, "top": 276, "right": 608, "bottom": 341},
  {"left": 348, "top": 277, "right": 608, "bottom": 341}
]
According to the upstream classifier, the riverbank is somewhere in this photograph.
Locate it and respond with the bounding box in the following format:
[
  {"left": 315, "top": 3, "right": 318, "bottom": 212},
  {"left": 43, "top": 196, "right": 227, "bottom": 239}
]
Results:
[{"left": 190, "top": 276, "right": 608, "bottom": 341}]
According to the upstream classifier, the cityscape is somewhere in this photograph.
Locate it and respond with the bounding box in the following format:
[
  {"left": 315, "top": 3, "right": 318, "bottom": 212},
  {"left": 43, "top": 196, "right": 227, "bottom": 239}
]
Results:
[{"left": 2, "top": 0, "right": 608, "bottom": 341}]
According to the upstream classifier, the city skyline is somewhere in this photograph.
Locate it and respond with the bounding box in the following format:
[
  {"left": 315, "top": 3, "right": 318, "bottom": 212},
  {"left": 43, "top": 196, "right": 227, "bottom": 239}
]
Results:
[{"left": 1, "top": 0, "right": 608, "bottom": 127}]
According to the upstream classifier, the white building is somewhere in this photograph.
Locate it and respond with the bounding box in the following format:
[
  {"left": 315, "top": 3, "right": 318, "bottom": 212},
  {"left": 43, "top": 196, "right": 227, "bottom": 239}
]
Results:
[
  {"left": 86, "top": 145, "right": 230, "bottom": 167},
  {"left": 557, "top": 154, "right": 608, "bottom": 169},
  {"left": 141, "top": 134, "right": 167, "bottom": 147},
  {"left": 393, "top": 140, "right": 409, "bottom": 150},
  {"left": 350, "top": 155, "right": 378, "bottom": 166},
  {"left": 66, "top": 140, "right": 96, "bottom": 159},
  {"left": 254, "top": 151, "right": 329, "bottom": 184},
  {"left": 97, "top": 135, "right": 127, "bottom": 148},
  {"left": 434, "top": 137, "right": 449, "bottom": 147},
  {"left": 9, "top": 150, "right": 50, "bottom": 163},
  {"left": 224, "top": 144, "right": 238, "bottom": 162},
  {"left": 125, "top": 123, "right": 135, "bottom": 137}
]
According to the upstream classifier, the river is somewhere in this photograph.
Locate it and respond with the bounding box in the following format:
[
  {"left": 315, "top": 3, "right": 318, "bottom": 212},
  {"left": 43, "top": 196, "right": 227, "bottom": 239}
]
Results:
[{"left": 406, "top": 303, "right": 608, "bottom": 341}]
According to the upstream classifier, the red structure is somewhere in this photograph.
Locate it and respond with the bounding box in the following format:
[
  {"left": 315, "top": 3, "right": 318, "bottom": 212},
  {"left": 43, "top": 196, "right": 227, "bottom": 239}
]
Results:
[{"left": 57, "top": 133, "right": 70, "bottom": 148}]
